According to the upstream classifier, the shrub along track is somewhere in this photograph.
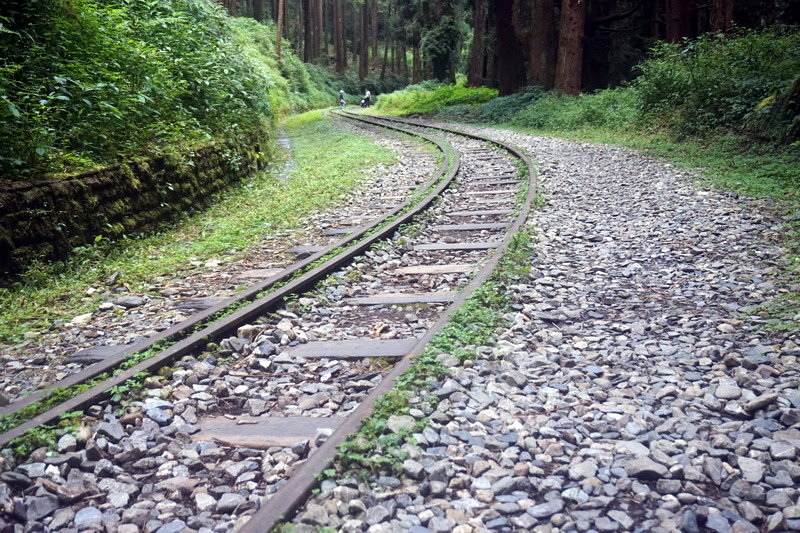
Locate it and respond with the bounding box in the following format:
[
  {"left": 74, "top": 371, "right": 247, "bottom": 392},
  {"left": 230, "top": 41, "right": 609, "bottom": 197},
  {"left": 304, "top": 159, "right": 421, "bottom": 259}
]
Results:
[{"left": 0, "top": 114, "right": 537, "bottom": 533}]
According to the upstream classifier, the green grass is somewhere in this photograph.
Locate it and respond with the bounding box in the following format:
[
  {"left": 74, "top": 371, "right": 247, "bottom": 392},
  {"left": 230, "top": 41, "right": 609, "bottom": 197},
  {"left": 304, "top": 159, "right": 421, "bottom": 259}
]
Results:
[
  {"left": 0, "top": 110, "right": 395, "bottom": 344},
  {"left": 374, "top": 82, "right": 498, "bottom": 116}
]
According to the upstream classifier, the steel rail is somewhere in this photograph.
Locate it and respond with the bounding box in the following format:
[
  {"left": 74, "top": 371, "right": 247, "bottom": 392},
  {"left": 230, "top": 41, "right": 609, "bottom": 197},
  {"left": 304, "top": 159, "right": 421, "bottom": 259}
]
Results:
[
  {"left": 238, "top": 112, "right": 538, "bottom": 533},
  {"left": 0, "top": 115, "right": 462, "bottom": 449}
]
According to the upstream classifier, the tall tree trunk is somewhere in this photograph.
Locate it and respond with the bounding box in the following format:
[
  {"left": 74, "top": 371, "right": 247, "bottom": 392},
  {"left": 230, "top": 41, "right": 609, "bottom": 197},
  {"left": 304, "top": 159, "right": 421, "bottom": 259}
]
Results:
[
  {"left": 412, "top": 42, "right": 421, "bottom": 83},
  {"left": 351, "top": 2, "right": 359, "bottom": 66},
  {"left": 276, "top": 0, "right": 285, "bottom": 57},
  {"left": 252, "top": 0, "right": 264, "bottom": 21},
  {"left": 295, "top": 1, "right": 303, "bottom": 53},
  {"left": 667, "top": 0, "right": 690, "bottom": 42},
  {"left": 314, "top": 0, "right": 324, "bottom": 58},
  {"left": 303, "top": 0, "right": 313, "bottom": 61},
  {"left": 553, "top": 0, "right": 586, "bottom": 95},
  {"left": 359, "top": 1, "right": 369, "bottom": 80},
  {"left": 494, "top": 0, "right": 526, "bottom": 95},
  {"left": 323, "top": 0, "right": 330, "bottom": 57},
  {"left": 333, "top": 0, "right": 345, "bottom": 72},
  {"left": 380, "top": 36, "right": 391, "bottom": 78},
  {"left": 370, "top": 0, "right": 378, "bottom": 61},
  {"left": 712, "top": 0, "right": 735, "bottom": 31},
  {"left": 401, "top": 40, "right": 409, "bottom": 80},
  {"left": 643, "top": 0, "right": 661, "bottom": 39},
  {"left": 467, "top": 0, "right": 487, "bottom": 86},
  {"left": 529, "top": 0, "right": 556, "bottom": 88}
]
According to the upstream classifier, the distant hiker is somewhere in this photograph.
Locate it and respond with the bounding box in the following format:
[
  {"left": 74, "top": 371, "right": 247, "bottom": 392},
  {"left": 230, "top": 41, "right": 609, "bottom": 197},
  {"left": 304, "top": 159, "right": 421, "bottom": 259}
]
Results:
[
  {"left": 363, "top": 89, "right": 371, "bottom": 107},
  {"left": 338, "top": 89, "right": 345, "bottom": 109}
]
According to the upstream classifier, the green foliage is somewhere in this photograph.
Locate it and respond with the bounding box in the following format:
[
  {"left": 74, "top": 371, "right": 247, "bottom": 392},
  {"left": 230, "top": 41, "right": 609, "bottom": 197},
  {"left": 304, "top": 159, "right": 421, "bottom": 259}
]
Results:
[
  {"left": 634, "top": 28, "right": 800, "bottom": 141},
  {"left": 6, "top": 411, "right": 82, "bottom": 459},
  {"left": 510, "top": 86, "right": 641, "bottom": 131},
  {"left": 421, "top": 15, "right": 469, "bottom": 83},
  {"left": 385, "top": 28, "right": 799, "bottom": 146},
  {"left": 374, "top": 82, "right": 497, "bottom": 115},
  {"left": 230, "top": 18, "right": 334, "bottom": 116},
  {"left": 0, "top": 0, "right": 335, "bottom": 180}
]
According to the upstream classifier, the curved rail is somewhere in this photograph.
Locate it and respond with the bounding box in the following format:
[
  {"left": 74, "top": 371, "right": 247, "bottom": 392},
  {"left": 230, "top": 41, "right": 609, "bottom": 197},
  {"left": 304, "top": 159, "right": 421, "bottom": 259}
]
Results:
[
  {"left": 0, "top": 115, "right": 462, "bottom": 448},
  {"left": 237, "top": 112, "right": 539, "bottom": 533}
]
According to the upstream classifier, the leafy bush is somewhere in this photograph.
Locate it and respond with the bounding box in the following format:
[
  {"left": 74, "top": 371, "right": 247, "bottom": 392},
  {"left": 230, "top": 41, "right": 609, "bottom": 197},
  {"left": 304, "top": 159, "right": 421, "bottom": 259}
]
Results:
[
  {"left": 510, "top": 86, "right": 641, "bottom": 131},
  {"left": 374, "top": 82, "right": 497, "bottom": 115},
  {"left": 435, "top": 85, "right": 547, "bottom": 123},
  {"left": 0, "top": 0, "right": 335, "bottom": 180},
  {"left": 634, "top": 28, "right": 800, "bottom": 140}
]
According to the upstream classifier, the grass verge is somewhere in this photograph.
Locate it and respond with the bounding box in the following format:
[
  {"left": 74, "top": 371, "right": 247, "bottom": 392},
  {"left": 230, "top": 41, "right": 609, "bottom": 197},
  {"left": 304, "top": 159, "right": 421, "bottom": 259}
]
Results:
[{"left": 0, "top": 110, "right": 395, "bottom": 345}]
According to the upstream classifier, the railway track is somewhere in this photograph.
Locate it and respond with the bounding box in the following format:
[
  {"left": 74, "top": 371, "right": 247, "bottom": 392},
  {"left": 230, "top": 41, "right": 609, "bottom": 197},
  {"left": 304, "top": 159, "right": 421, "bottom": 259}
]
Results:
[{"left": 0, "top": 113, "right": 538, "bottom": 533}]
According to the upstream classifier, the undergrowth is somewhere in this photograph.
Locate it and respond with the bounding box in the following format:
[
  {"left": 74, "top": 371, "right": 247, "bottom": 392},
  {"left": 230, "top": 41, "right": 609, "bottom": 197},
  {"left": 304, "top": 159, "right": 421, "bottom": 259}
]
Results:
[
  {"left": 374, "top": 81, "right": 497, "bottom": 116},
  {"left": 0, "top": 0, "right": 335, "bottom": 180}
]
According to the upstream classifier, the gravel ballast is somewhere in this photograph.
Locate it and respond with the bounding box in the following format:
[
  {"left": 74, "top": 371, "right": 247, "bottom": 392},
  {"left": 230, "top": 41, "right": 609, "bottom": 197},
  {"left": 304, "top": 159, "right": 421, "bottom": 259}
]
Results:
[{"left": 291, "top": 127, "right": 799, "bottom": 533}]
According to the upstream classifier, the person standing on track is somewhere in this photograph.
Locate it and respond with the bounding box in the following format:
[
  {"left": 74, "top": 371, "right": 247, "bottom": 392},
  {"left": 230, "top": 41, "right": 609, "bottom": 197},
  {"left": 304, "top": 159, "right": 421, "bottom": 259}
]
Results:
[
  {"left": 338, "top": 89, "right": 346, "bottom": 110},
  {"left": 363, "top": 89, "right": 371, "bottom": 107}
]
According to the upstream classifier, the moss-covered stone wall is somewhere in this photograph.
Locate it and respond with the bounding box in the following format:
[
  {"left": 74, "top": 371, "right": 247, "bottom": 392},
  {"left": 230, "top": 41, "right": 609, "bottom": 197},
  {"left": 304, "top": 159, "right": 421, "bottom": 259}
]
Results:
[{"left": 0, "top": 139, "right": 267, "bottom": 276}]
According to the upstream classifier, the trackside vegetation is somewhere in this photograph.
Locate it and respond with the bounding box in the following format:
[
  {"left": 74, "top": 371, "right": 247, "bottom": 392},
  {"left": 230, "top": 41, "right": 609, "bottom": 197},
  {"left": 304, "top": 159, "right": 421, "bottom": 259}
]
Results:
[
  {"left": 0, "top": 0, "right": 335, "bottom": 181},
  {"left": 0, "top": 111, "right": 395, "bottom": 344}
]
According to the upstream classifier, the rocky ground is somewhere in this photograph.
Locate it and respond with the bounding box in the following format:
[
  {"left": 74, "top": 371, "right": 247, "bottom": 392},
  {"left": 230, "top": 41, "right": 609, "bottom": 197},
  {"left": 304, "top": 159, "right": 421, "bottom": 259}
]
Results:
[
  {"left": 291, "top": 127, "right": 800, "bottom": 533},
  {"left": 0, "top": 125, "right": 527, "bottom": 532},
  {"left": 0, "top": 117, "right": 436, "bottom": 404}
]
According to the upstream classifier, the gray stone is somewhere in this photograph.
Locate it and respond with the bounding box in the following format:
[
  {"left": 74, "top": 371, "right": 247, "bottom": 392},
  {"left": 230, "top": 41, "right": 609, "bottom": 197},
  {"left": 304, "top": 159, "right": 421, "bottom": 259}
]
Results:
[
  {"left": 705, "top": 513, "right": 731, "bottom": 533},
  {"left": 428, "top": 517, "right": 456, "bottom": 533},
  {"left": 527, "top": 499, "right": 564, "bottom": 518},
  {"left": 569, "top": 459, "right": 597, "bottom": 480},
  {"left": 623, "top": 457, "right": 668, "bottom": 480},
  {"left": 608, "top": 510, "right": 634, "bottom": 529},
  {"left": 403, "top": 459, "right": 424, "bottom": 480},
  {"left": 97, "top": 416, "right": 126, "bottom": 442},
  {"left": 195, "top": 492, "right": 217, "bottom": 512},
  {"left": 386, "top": 415, "right": 416, "bottom": 433},
  {"left": 74, "top": 506, "right": 103, "bottom": 529},
  {"left": 737, "top": 457, "right": 764, "bottom": 483},
  {"left": 114, "top": 295, "right": 146, "bottom": 308},
  {"left": 57, "top": 434, "right": 78, "bottom": 453},
  {"left": 217, "top": 492, "right": 246, "bottom": 513},
  {"left": 107, "top": 491, "right": 130, "bottom": 508},
  {"left": 365, "top": 505, "right": 391, "bottom": 525},
  {"left": 156, "top": 520, "right": 187, "bottom": 533},
  {"left": 715, "top": 382, "right": 742, "bottom": 400},
  {"left": 770, "top": 441, "right": 796, "bottom": 460},
  {"left": 146, "top": 408, "right": 173, "bottom": 426},
  {"left": 615, "top": 441, "right": 649, "bottom": 456},
  {"left": 246, "top": 399, "right": 269, "bottom": 416},
  {"left": 25, "top": 494, "right": 59, "bottom": 521}
]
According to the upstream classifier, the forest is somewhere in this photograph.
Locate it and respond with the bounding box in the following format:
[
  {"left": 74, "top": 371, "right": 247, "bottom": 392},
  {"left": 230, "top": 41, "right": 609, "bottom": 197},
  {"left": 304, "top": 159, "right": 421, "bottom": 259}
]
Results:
[{"left": 1, "top": 0, "right": 798, "bottom": 182}]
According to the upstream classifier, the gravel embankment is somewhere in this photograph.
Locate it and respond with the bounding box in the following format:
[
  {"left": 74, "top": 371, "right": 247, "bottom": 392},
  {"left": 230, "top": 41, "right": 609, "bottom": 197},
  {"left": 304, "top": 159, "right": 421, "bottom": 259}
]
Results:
[{"left": 292, "top": 128, "right": 799, "bottom": 533}]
